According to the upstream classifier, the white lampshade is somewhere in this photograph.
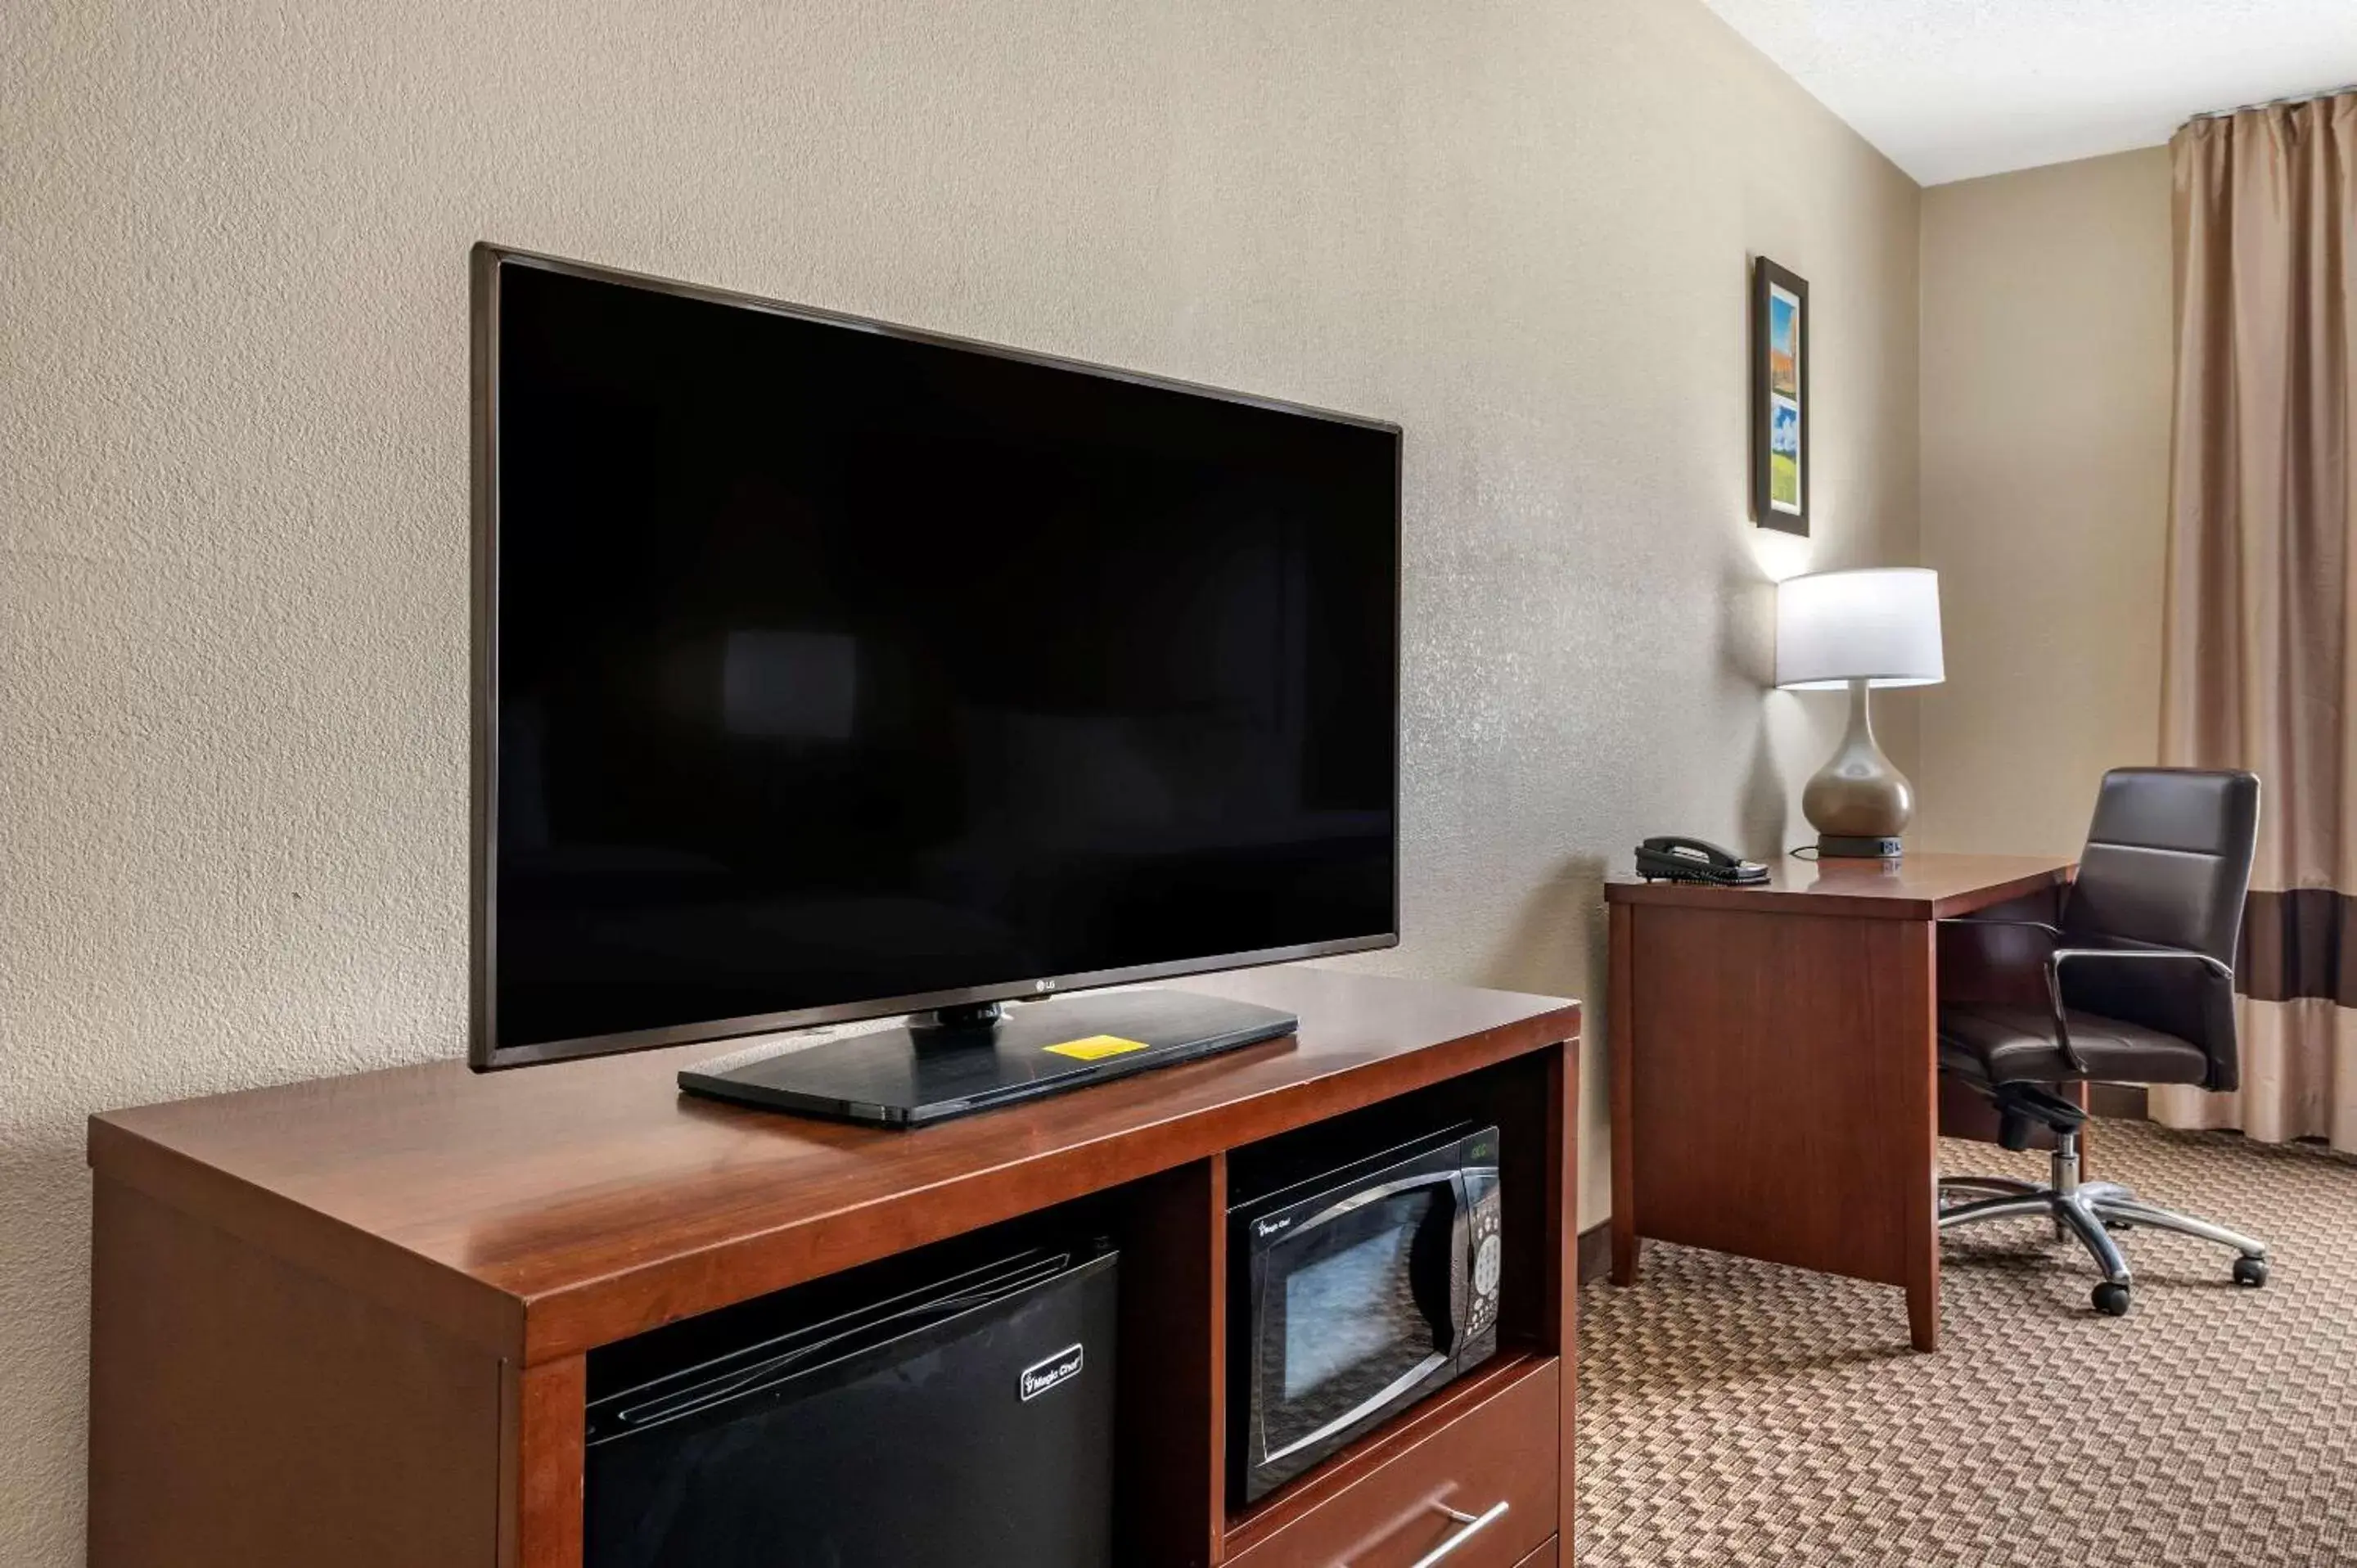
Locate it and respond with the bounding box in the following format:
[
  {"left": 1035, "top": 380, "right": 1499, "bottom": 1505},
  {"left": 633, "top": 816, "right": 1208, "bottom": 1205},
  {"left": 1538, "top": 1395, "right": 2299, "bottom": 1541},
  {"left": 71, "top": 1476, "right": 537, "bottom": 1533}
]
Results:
[{"left": 1775, "top": 567, "right": 1945, "bottom": 690}]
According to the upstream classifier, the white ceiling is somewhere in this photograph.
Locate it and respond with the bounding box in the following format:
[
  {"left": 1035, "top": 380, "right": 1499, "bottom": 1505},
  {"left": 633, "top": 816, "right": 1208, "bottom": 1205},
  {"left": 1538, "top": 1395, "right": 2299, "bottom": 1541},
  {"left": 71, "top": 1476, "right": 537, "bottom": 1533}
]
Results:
[{"left": 1697, "top": 0, "right": 2357, "bottom": 186}]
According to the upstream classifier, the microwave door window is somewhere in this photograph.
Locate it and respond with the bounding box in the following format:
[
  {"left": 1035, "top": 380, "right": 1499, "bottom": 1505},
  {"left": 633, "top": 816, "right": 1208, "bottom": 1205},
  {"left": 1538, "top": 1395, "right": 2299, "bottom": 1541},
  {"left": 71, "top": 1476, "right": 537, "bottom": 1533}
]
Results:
[{"left": 1260, "top": 1187, "right": 1451, "bottom": 1462}]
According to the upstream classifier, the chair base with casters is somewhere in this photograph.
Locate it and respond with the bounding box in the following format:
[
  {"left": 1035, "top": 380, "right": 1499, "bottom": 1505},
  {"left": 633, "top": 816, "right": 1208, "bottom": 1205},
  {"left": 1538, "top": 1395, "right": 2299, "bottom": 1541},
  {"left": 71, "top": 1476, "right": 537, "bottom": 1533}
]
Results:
[{"left": 1938, "top": 1082, "right": 2269, "bottom": 1318}]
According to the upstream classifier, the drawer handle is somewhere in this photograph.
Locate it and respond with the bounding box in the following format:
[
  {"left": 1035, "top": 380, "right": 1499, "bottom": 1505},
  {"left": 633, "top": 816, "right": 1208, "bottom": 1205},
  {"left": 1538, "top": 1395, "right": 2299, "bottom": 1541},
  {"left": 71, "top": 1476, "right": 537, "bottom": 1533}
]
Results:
[{"left": 1401, "top": 1499, "right": 1509, "bottom": 1568}]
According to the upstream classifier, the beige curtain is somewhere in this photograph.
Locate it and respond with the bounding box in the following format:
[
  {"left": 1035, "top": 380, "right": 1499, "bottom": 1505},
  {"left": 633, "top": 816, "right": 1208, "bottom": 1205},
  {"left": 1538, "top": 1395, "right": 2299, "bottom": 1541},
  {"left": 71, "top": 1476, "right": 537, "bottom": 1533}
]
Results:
[{"left": 2155, "top": 92, "right": 2357, "bottom": 1151}]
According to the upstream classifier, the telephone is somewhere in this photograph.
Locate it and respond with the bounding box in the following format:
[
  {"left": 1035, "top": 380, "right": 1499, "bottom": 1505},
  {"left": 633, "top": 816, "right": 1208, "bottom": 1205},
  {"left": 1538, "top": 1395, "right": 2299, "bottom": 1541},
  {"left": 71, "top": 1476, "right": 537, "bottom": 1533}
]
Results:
[{"left": 1634, "top": 835, "right": 1770, "bottom": 886}]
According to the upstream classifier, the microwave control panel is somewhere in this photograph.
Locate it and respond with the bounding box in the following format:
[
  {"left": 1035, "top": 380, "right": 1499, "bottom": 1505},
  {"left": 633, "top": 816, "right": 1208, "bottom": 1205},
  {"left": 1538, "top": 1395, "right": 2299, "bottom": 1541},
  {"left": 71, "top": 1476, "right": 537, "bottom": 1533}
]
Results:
[{"left": 1465, "top": 1162, "right": 1502, "bottom": 1338}]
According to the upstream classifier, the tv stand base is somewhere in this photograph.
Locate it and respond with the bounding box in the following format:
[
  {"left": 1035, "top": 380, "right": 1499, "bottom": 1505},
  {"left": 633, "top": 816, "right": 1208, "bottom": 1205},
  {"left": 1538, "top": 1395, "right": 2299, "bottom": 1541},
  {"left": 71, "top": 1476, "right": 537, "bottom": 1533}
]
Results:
[{"left": 677, "top": 988, "right": 1299, "bottom": 1128}]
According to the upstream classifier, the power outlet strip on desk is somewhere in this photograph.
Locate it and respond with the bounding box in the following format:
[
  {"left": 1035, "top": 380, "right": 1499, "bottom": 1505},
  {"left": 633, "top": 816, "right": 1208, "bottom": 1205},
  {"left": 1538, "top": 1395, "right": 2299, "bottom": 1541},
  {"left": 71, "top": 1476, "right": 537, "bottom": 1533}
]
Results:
[{"left": 85, "top": 966, "right": 1580, "bottom": 1568}]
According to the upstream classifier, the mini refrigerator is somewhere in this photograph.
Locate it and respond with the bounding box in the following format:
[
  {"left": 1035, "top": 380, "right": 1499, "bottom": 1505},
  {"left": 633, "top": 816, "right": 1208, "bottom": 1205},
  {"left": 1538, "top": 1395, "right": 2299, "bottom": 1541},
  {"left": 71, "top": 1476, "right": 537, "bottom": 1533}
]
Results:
[{"left": 583, "top": 1237, "right": 1118, "bottom": 1568}]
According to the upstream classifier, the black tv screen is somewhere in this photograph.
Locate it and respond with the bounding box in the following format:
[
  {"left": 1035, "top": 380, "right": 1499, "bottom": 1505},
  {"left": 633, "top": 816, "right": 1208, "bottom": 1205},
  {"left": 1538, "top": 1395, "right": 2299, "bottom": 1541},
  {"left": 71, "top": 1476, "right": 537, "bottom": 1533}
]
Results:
[{"left": 472, "top": 249, "right": 1400, "bottom": 1067}]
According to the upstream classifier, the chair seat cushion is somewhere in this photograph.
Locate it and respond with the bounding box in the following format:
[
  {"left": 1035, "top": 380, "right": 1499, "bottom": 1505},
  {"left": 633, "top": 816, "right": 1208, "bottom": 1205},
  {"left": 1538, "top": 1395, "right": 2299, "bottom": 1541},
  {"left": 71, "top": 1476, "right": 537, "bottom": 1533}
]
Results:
[{"left": 1936, "top": 1003, "right": 2211, "bottom": 1087}]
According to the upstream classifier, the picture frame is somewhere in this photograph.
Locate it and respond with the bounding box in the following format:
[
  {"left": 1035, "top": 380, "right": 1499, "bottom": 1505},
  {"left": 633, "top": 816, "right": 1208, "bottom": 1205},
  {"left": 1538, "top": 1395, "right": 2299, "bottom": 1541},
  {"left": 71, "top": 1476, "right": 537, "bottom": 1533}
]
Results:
[{"left": 1751, "top": 256, "right": 1809, "bottom": 535}]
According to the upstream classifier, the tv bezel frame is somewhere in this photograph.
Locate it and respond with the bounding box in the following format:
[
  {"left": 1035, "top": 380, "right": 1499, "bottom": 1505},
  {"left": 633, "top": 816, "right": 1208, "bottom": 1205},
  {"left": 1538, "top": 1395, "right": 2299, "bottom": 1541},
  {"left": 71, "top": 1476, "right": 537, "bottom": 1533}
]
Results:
[{"left": 469, "top": 243, "right": 1404, "bottom": 1071}]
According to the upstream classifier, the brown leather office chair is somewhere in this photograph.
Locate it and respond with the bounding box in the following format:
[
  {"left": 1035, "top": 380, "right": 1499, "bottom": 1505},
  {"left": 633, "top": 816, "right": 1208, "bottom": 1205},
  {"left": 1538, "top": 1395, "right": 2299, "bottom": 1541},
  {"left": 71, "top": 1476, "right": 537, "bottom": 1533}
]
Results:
[{"left": 1936, "top": 767, "right": 2267, "bottom": 1318}]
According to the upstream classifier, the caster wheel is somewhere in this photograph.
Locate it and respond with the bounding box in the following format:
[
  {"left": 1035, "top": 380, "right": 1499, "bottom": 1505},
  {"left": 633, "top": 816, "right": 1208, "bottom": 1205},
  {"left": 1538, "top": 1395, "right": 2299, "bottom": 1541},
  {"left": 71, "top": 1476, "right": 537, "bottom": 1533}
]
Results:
[
  {"left": 2092, "top": 1282, "right": 2133, "bottom": 1317},
  {"left": 2233, "top": 1255, "right": 2269, "bottom": 1288}
]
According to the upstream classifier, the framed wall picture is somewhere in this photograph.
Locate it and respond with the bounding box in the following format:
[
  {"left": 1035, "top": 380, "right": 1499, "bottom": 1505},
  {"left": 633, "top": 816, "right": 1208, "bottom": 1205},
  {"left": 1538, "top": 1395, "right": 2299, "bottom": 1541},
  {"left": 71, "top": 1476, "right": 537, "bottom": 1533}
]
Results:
[{"left": 1751, "top": 257, "right": 1809, "bottom": 534}]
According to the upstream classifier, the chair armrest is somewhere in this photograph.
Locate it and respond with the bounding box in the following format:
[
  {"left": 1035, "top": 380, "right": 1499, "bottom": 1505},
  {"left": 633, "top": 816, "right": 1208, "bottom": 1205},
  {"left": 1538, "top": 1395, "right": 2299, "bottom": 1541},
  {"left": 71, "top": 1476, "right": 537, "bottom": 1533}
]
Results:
[
  {"left": 2048, "top": 946, "right": 2234, "bottom": 982},
  {"left": 2039, "top": 946, "right": 2236, "bottom": 1075},
  {"left": 1940, "top": 917, "right": 2065, "bottom": 939}
]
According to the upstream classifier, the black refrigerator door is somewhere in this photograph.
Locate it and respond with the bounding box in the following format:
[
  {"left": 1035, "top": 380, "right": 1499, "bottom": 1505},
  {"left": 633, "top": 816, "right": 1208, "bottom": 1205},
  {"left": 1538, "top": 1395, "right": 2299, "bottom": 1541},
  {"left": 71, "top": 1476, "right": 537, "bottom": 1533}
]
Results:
[{"left": 584, "top": 1249, "right": 1117, "bottom": 1568}]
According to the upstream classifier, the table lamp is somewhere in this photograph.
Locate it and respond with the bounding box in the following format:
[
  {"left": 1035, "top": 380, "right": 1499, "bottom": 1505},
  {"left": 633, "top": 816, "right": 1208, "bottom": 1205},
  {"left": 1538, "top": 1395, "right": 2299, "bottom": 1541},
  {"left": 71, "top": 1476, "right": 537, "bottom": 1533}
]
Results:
[{"left": 1775, "top": 567, "right": 1944, "bottom": 859}]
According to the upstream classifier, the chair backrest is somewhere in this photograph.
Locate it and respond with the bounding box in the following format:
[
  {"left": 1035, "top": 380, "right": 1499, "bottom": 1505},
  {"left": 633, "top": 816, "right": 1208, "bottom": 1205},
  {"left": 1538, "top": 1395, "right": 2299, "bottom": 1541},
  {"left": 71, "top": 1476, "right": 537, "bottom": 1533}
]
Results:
[{"left": 2060, "top": 768, "right": 2260, "bottom": 1091}]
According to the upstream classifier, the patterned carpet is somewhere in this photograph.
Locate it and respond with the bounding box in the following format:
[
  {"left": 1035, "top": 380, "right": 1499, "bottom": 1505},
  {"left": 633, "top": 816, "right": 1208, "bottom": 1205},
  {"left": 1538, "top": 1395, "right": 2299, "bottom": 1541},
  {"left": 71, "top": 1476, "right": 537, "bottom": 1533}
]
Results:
[{"left": 1575, "top": 1121, "right": 2357, "bottom": 1566}]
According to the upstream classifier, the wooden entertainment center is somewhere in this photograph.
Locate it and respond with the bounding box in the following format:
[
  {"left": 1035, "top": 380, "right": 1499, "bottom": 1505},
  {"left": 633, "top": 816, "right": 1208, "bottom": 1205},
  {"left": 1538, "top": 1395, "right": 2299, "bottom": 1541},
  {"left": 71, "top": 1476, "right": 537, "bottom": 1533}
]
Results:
[{"left": 85, "top": 966, "right": 1580, "bottom": 1568}]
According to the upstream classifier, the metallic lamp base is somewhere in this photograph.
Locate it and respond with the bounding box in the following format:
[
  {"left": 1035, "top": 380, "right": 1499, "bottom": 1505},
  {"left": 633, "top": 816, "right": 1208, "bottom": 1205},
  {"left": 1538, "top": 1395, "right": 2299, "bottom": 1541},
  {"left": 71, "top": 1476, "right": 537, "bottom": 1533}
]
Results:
[
  {"left": 1801, "top": 678, "right": 1915, "bottom": 847},
  {"left": 1818, "top": 834, "right": 1903, "bottom": 858}
]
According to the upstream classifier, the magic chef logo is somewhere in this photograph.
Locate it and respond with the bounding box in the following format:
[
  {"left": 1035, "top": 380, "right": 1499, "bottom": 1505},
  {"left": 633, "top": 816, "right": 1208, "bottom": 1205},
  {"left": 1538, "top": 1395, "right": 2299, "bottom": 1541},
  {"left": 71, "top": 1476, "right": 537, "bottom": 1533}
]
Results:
[
  {"left": 1255, "top": 1214, "right": 1293, "bottom": 1239},
  {"left": 1019, "top": 1343, "right": 1084, "bottom": 1402}
]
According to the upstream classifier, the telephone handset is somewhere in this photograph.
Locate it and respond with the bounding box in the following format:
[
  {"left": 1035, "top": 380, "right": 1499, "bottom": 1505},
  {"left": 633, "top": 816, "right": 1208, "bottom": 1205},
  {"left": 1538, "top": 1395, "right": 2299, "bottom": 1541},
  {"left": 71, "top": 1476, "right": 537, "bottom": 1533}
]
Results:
[{"left": 1634, "top": 835, "right": 1770, "bottom": 885}]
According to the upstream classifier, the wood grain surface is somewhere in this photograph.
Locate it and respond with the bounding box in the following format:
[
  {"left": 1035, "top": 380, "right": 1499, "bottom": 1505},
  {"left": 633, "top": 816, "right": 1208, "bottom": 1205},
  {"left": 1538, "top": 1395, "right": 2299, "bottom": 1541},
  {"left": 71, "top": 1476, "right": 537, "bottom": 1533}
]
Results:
[
  {"left": 88, "top": 967, "right": 1583, "bottom": 1565},
  {"left": 1607, "top": 856, "right": 2072, "bottom": 1353},
  {"left": 88, "top": 966, "right": 1580, "bottom": 1365},
  {"left": 1610, "top": 903, "right": 1941, "bottom": 1349},
  {"left": 1117, "top": 1156, "right": 1228, "bottom": 1568},
  {"left": 88, "top": 1180, "right": 503, "bottom": 1568},
  {"left": 1223, "top": 1354, "right": 1560, "bottom": 1568},
  {"left": 1605, "top": 853, "right": 2071, "bottom": 921}
]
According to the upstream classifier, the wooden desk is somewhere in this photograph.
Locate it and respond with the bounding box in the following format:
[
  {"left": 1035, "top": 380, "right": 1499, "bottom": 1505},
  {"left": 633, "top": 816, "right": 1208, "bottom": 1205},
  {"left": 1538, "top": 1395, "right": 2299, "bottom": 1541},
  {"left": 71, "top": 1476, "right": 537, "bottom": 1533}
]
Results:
[
  {"left": 87, "top": 967, "right": 1580, "bottom": 1568},
  {"left": 1604, "top": 854, "right": 2073, "bottom": 1352}
]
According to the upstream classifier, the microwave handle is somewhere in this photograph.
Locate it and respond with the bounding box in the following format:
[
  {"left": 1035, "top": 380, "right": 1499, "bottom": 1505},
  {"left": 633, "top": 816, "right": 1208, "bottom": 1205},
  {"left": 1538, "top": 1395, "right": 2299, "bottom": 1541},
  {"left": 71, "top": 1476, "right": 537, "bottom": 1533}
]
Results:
[
  {"left": 1291, "top": 1166, "right": 1462, "bottom": 1232},
  {"left": 1449, "top": 1167, "right": 1471, "bottom": 1349}
]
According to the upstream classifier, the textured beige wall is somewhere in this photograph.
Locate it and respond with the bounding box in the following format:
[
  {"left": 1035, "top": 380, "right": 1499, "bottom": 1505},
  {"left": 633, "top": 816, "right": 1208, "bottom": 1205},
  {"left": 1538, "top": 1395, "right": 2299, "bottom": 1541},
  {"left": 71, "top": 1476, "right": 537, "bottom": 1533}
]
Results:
[
  {"left": 1, "top": 1, "right": 1917, "bottom": 1553},
  {"left": 1916, "top": 149, "right": 2174, "bottom": 855}
]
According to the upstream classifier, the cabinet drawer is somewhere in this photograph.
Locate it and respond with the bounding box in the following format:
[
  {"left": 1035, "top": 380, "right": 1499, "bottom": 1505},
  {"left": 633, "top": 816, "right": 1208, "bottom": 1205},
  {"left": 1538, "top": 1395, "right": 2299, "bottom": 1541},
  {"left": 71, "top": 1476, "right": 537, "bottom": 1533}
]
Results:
[
  {"left": 1512, "top": 1538, "right": 1558, "bottom": 1568},
  {"left": 1224, "top": 1358, "right": 1557, "bottom": 1568}
]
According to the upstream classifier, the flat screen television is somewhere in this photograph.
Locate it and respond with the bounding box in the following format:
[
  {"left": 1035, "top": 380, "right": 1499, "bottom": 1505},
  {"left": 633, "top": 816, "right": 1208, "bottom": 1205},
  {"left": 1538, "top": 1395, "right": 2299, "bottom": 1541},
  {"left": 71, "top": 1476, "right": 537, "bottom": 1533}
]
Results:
[{"left": 471, "top": 246, "right": 1400, "bottom": 1121}]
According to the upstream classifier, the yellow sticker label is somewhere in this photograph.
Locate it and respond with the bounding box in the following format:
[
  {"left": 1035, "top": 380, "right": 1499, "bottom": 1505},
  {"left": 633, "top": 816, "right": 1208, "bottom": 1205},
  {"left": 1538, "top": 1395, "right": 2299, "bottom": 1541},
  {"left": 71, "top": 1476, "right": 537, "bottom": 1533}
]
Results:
[{"left": 1043, "top": 1035, "right": 1151, "bottom": 1062}]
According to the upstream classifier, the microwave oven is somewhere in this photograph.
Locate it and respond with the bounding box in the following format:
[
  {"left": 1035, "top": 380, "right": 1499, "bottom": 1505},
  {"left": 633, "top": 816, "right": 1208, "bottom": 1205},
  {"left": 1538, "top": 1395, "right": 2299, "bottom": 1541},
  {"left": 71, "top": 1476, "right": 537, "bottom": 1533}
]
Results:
[{"left": 1228, "top": 1121, "right": 1502, "bottom": 1503}]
